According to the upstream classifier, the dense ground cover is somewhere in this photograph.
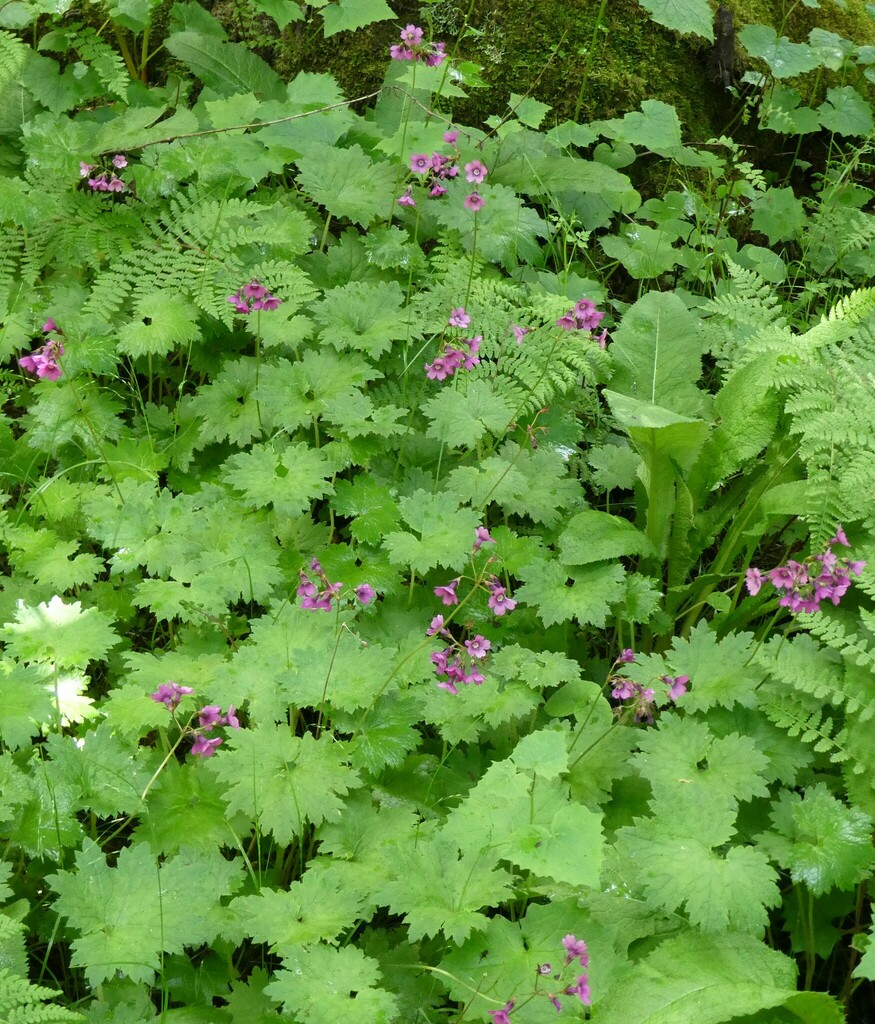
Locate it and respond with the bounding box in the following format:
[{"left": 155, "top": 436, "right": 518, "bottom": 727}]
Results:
[{"left": 1, "top": 0, "right": 874, "bottom": 1021}]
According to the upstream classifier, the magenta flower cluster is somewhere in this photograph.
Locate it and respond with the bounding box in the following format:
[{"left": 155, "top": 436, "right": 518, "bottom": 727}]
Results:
[
  {"left": 398, "top": 132, "right": 487, "bottom": 211},
  {"left": 428, "top": 618, "right": 491, "bottom": 694},
  {"left": 149, "top": 682, "right": 240, "bottom": 758},
  {"left": 390, "top": 23, "right": 446, "bottom": 65},
  {"left": 608, "top": 651, "right": 688, "bottom": 723},
  {"left": 745, "top": 526, "right": 865, "bottom": 614},
  {"left": 557, "top": 298, "right": 608, "bottom": 348},
  {"left": 425, "top": 306, "right": 482, "bottom": 381},
  {"left": 227, "top": 278, "right": 282, "bottom": 314},
  {"left": 297, "top": 559, "right": 376, "bottom": 612},
  {"left": 80, "top": 153, "right": 127, "bottom": 192},
  {"left": 489, "top": 933, "right": 591, "bottom": 1021},
  {"left": 19, "top": 319, "right": 64, "bottom": 381}
]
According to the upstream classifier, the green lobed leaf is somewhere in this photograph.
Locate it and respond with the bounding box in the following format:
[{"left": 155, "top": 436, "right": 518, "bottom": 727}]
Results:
[
  {"left": 383, "top": 489, "right": 480, "bottom": 574},
  {"left": 739, "top": 25, "right": 822, "bottom": 78},
  {"left": 296, "top": 143, "right": 397, "bottom": 227},
  {"left": 636, "top": 0, "right": 714, "bottom": 40},
  {"left": 320, "top": 0, "right": 395, "bottom": 37},
  {"left": 2, "top": 597, "right": 118, "bottom": 668}
]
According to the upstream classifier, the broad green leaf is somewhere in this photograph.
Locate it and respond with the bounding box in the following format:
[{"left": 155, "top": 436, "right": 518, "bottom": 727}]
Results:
[
  {"left": 0, "top": 661, "right": 55, "bottom": 749},
  {"left": 222, "top": 442, "right": 335, "bottom": 516},
  {"left": 633, "top": 716, "right": 770, "bottom": 813},
  {"left": 164, "top": 30, "right": 285, "bottom": 100},
  {"left": 807, "top": 28, "right": 853, "bottom": 70},
  {"left": 608, "top": 291, "right": 703, "bottom": 415},
  {"left": 423, "top": 380, "right": 514, "bottom": 447},
  {"left": 314, "top": 279, "right": 409, "bottom": 358},
  {"left": 49, "top": 841, "right": 241, "bottom": 985},
  {"left": 375, "top": 836, "right": 513, "bottom": 944},
  {"left": 320, "top": 0, "right": 395, "bottom": 36},
  {"left": 2, "top": 597, "right": 118, "bottom": 668},
  {"left": 595, "top": 99, "right": 684, "bottom": 153},
  {"left": 207, "top": 728, "right": 359, "bottom": 844},
  {"left": 665, "top": 622, "right": 762, "bottom": 711},
  {"left": 508, "top": 92, "right": 552, "bottom": 128},
  {"left": 296, "top": 143, "right": 396, "bottom": 227},
  {"left": 739, "top": 25, "right": 822, "bottom": 78},
  {"left": 516, "top": 558, "right": 626, "bottom": 627},
  {"left": 266, "top": 944, "right": 396, "bottom": 1021},
  {"left": 602, "top": 223, "right": 685, "bottom": 279},
  {"left": 229, "top": 866, "right": 365, "bottom": 948},
  {"left": 251, "top": 0, "right": 303, "bottom": 30},
  {"left": 761, "top": 85, "right": 821, "bottom": 134},
  {"left": 750, "top": 187, "right": 807, "bottom": 243},
  {"left": 331, "top": 476, "right": 400, "bottom": 545},
  {"left": 615, "top": 796, "right": 780, "bottom": 934},
  {"left": 558, "top": 509, "right": 654, "bottom": 564},
  {"left": 382, "top": 490, "right": 480, "bottom": 574},
  {"left": 637, "top": 0, "right": 713, "bottom": 40},
  {"left": 817, "top": 85, "right": 874, "bottom": 136},
  {"left": 595, "top": 931, "right": 842, "bottom": 1024},
  {"left": 758, "top": 784, "right": 874, "bottom": 895},
  {"left": 118, "top": 292, "right": 201, "bottom": 358}
]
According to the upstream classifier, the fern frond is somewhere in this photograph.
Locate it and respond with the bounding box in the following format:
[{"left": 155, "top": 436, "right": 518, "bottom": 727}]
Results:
[{"left": 0, "top": 968, "right": 84, "bottom": 1023}]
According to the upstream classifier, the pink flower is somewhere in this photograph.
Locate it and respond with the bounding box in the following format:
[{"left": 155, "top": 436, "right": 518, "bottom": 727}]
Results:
[
  {"left": 425, "top": 357, "right": 451, "bottom": 380},
  {"left": 464, "top": 191, "right": 485, "bottom": 212},
  {"left": 565, "top": 975, "right": 591, "bottom": 1006},
  {"left": 198, "top": 705, "right": 224, "bottom": 731},
  {"left": 112, "top": 154, "right": 127, "bottom": 169},
  {"left": 397, "top": 188, "right": 416, "bottom": 207},
  {"left": 243, "top": 279, "right": 268, "bottom": 299},
  {"left": 224, "top": 705, "right": 241, "bottom": 729},
  {"left": 464, "top": 159, "right": 488, "bottom": 184},
  {"left": 191, "top": 735, "right": 223, "bottom": 758},
  {"left": 105, "top": 175, "right": 125, "bottom": 192},
  {"left": 390, "top": 44, "right": 415, "bottom": 60},
  {"left": 42, "top": 318, "right": 60, "bottom": 334},
  {"left": 487, "top": 580, "right": 516, "bottom": 616},
  {"left": 429, "top": 183, "right": 447, "bottom": 198},
  {"left": 449, "top": 307, "right": 471, "bottom": 328},
  {"left": 663, "top": 674, "right": 690, "bottom": 701},
  {"left": 611, "top": 678, "right": 635, "bottom": 700},
  {"left": 79, "top": 162, "right": 94, "bottom": 177},
  {"left": 830, "top": 525, "right": 849, "bottom": 547},
  {"left": 410, "top": 153, "right": 431, "bottom": 174},
  {"left": 434, "top": 579, "right": 460, "bottom": 606},
  {"left": 465, "top": 635, "right": 491, "bottom": 659},
  {"left": 426, "top": 615, "right": 447, "bottom": 636},
  {"left": 443, "top": 128, "right": 459, "bottom": 144},
  {"left": 595, "top": 329, "right": 609, "bottom": 349},
  {"left": 354, "top": 584, "right": 376, "bottom": 605},
  {"left": 473, "top": 525, "right": 494, "bottom": 551},
  {"left": 400, "top": 23, "right": 424, "bottom": 46},
  {"left": 488, "top": 1000, "right": 515, "bottom": 1024},
  {"left": 617, "top": 648, "right": 635, "bottom": 664},
  {"left": 745, "top": 568, "right": 764, "bottom": 595},
  {"left": 511, "top": 324, "right": 530, "bottom": 344},
  {"left": 425, "top": 41, "right": 446, "bottom": 66},
  {"left": 150, "top": 682, "right": 194, "bottom": 710}
]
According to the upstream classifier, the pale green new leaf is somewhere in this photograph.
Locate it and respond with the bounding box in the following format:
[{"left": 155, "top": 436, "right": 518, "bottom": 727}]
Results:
[
  {"left": 601, "top": 224, "right": 684, "bottom": 279},
  {"left": 636, "top": 0, "right": 713, "bottom": 40},
  {"left": 633, "top": 716, "right": 770, "bottom": 814},
  {"left": 229, "top": 865, "right": 365, "bottom": 949},
  {"left": 376, "top": 837, "right": 513, "bottom": 944},
  {"left": 665, "top": 622, "right": 762, "bottom": 710},
  {"left": 2, "top": 597, "right": 118, "bottom": 668},
  {"left": 117, "top": 292, "right": 201, "bottom": 358},
  {"left": 48, "top": 841, "right": 241, "bottom": 985}
]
